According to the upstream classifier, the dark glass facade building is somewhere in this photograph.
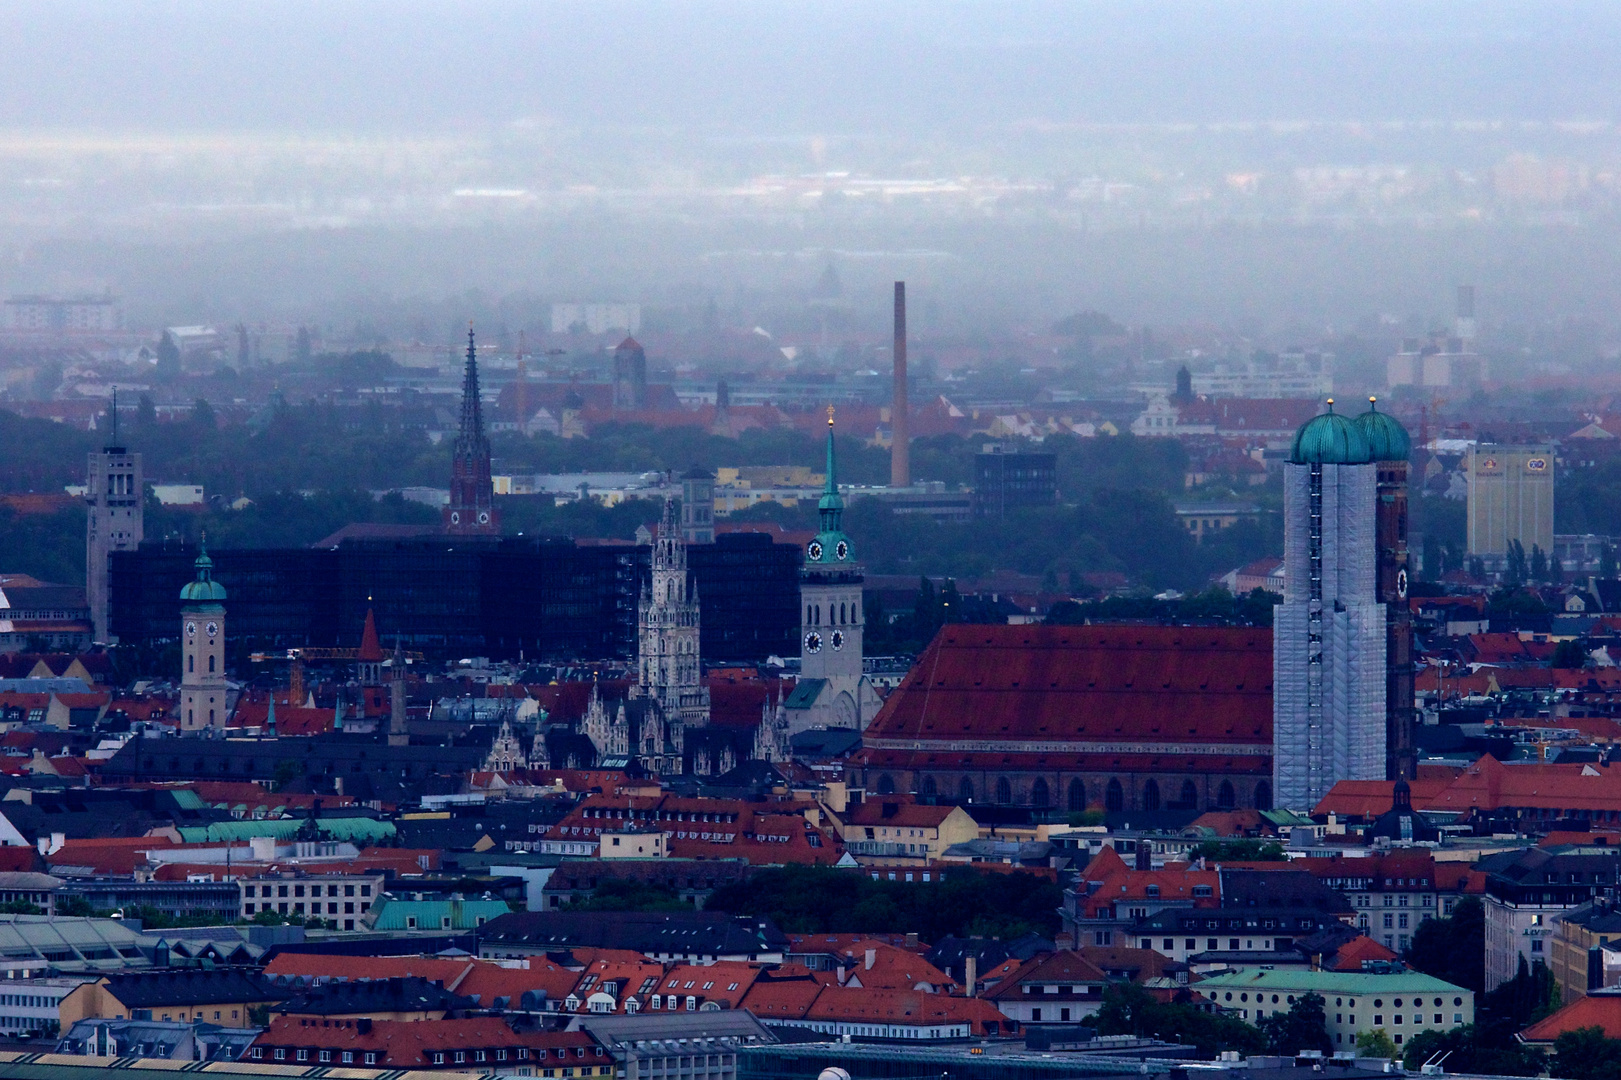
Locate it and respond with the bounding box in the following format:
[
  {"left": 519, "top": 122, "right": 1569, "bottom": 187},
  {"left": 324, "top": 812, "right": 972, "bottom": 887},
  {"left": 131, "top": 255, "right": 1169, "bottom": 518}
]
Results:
[
  {"left": 973, "top": 448, "right": 1058, "bottom": 517},
  {"left": 110, "top": 532, "right": 800, "bottom": 662}
]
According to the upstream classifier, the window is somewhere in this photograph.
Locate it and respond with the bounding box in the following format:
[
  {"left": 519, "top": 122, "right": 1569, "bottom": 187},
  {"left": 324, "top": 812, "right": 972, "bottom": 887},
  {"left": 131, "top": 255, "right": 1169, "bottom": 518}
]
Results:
[
  {"left": 342, "top": 1053, "right": 354, "bottom": 1064},
  {"left": 365, "top": 1053, "right": 377, "bottom": 1065},
  {"left": 1531, "top": 939, "right": 1545, "bottom": 953},
  {"left": 297, "top": 1050, "right": 309, "bottom": 1062},
  {"left": 274, "top": 1050, "right": 286, "bottom": 1061},
  {"left": 319, "top": 1051, "right": 332, "bottom": 1063}
]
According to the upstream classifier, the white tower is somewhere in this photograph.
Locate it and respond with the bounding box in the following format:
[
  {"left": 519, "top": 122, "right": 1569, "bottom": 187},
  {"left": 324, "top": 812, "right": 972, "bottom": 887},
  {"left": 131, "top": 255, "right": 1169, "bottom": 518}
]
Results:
[
  {"left": 788, "top": 407, "right": 882, "bottom": 734},
  {"left": 179, "top": 543, "right": 229, "bottom": 731},
  {"left": 85, "top": 398, "right": 143, "bottom": 643},
  {"left": 633, "top": 499, "right": 710, "bottom": 733},
  {"left": 1274, "top": 403, "right": 1387, "bottom": 811}
]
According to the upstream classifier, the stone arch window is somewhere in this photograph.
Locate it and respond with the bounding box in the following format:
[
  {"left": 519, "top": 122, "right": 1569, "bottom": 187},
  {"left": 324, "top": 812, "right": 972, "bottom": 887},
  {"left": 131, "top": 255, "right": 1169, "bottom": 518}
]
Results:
[
  {"left": 1218, "top": 779, "right": 1236, "bottom": 809},
  {"left": 208, "top": 654, "right": 215, "bottom": 673},
  {"left": 876, "top": 774, "right": 897, "bottom": 795},
  {"left": 1106, "top": 777, "right": 1124, "bottom": 811},
  {"left": 188, "top": 655, "right": 194, "bottom": 673},
  {"left": 1143, "top": 779, "right": 1161, "bottom": 811},
  {"left": 1180, "top": 779, "right": 1199, "bottom": 808},
  {"left": 1031, "top": 778, "right": 1050, "bottom": 809},
  {"left": 839, "top": 603, "right": 846, "bottom": 624},
  {"left": 995, "top": 777, "right": 1013, "bottom": 805},
  {"left": 921, "top": 775, "right": 937, "bottom": 797},
  {"left": 1067, "top": 779, "right": 1085, "bottom": 812},
  {"left": 1255, "top": 780, "right": 1273, "bottom": 811},
  {"left": 959, "top": 777, "right": 974, "bottom": 802}
]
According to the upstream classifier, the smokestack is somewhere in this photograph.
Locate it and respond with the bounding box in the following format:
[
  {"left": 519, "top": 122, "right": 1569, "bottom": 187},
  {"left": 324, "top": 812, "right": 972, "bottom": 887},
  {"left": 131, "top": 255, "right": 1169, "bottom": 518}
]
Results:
[
  {"left": 1456, "top": 285, "right": 1476, "bottom": 344},
  {"left": 891, "top": 282, "right": 910, "bottom": 488}
]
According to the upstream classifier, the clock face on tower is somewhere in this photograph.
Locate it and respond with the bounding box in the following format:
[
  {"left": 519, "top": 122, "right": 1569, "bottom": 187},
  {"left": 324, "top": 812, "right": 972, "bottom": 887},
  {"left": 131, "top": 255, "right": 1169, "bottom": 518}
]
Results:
[
  {"left": 807, "top": 540, "right": 823, "bottom": 561},
  {"left": 804, "top": 631, "right": 822, "bottom": 654},
  {"left": 831, "top": 630, "right": 845, "bottom": 651},
  {"left": 205, "top": 621, "right": 219, "bottom": 638},
  {"left": 185, "top": 621, "right": 197, "bottom": 639},
  {"left": 835, "top": 539, "right": 849, "bottom": 561},
  {"left": 478, "top": 511, "right": 490, "bottom": 525},
  {"left": 450, "top": 511, "right": 461, "bottom": 525},
  {"left": 1396, "top": 567, "right": 1409, "bottom": 600}
]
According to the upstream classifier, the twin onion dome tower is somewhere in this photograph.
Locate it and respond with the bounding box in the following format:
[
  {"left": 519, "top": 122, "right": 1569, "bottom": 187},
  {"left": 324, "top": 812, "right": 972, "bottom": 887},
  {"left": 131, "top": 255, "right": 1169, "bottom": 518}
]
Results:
[{"left": 1275, "top": 397, "right": 1414, "bottom": 812}]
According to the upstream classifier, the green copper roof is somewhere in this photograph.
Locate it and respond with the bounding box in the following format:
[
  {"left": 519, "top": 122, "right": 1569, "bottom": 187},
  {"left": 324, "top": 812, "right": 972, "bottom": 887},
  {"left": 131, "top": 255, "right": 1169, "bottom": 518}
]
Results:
[
  {"left": 176, "top": 817, "right": 395, "bottom": 844},
  {"left": 1289, "top": 401, "right": 1373, "bottom": 466},
  {"left": 1356, "top": 398, "right": 1412, "bottom": 462},
  {"left": 1194, "top": 967, "right": 1469, "bottom": 996},
  {"left": 179, "top": 542, "right": 228, "bottom": 604},
  {"left": 806, "top": 407, "right": 853, "bottom": 566}
]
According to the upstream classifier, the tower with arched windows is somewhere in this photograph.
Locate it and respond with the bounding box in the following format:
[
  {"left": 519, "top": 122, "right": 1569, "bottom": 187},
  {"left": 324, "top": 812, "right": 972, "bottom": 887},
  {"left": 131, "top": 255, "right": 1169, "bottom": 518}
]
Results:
[
  {"left": 785, "top": 407, "right": 882, "bottom": 736},
  {"left": 179, "top": 543, "right": 228, "bottom": 731}
]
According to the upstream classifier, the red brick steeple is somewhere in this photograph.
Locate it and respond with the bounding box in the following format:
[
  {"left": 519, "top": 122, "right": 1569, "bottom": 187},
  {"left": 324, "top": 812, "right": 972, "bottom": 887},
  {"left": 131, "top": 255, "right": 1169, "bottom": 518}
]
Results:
[{"left": 445, "top": 324, "right": 499, "bottom": 535}]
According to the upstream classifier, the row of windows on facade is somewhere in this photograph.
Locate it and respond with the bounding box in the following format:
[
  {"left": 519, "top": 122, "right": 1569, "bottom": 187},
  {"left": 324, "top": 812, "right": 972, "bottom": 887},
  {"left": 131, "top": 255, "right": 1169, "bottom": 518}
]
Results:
[
  {"left": 243, "top": 883, "right": 370, "bottom": 899},
  {"left": 254, "top": 1047, "right": 610, "bottom": 1069},
  {"left": 806, "top": 603, "right": 856, "bottom": 625},
  {"left": 876, "top": 774, "right": 1268, "bottom": 810}
]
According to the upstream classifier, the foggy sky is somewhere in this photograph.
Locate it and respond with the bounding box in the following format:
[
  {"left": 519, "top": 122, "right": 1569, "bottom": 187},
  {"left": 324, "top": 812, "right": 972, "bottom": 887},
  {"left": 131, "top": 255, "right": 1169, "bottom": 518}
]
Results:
[
  {"left": 4, "top": 1, "right": 1619, "bottom": 132},
  {"left": 4, "top": 2, "right": 1621, "bottom": 337}
]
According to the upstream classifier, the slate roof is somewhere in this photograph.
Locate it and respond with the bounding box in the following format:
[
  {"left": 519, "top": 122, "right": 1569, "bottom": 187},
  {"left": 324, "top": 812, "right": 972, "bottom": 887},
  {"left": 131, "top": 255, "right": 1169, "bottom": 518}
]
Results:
[
  {"left": 272, "top": 975, "right": 474, "bottom": 1016},
  {"left": 103, "top": 968, "right": 271, "bottom": 1008}
]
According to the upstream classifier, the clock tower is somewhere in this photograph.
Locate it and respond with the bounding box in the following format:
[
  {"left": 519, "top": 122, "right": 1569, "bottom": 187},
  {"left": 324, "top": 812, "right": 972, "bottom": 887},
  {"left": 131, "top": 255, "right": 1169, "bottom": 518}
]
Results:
[
  {"left": 179, "top": 542, "right": 229, "bottom": 731},
  {"left": 788, "top": 408, "right": 882, "bottom": 734}
]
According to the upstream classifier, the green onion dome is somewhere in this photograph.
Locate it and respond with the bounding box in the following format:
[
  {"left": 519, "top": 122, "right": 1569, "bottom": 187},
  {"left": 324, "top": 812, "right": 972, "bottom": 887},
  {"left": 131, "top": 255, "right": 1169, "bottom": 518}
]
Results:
[
  {"left": 1289, "top": 399, "right": 1374, "bottom": 465},
  {"left": 1355, "top": 397, "right": 1412, "bottom": 462}
]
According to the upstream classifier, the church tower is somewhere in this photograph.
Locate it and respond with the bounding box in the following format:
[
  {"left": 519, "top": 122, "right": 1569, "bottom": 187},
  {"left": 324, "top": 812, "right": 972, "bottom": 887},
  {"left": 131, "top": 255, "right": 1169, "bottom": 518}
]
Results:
[
  {"left": 179, "top": 543, "right": 228, "bottom": 731},
  {"left": 86, "top": 394, "right": 143, "bottom": 642},
  {"left": 787, "top": 408, "right": 882, "bottom": 734},
  {"left": 633, "top": 499, "right": 710, "bottom": 733},
  {"left": 445, "top": 325, "right": 499, "bottom": 535}
]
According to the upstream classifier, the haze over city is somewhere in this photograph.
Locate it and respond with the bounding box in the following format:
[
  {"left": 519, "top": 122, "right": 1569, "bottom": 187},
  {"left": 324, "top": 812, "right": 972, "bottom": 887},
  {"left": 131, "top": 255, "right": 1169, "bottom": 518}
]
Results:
[{"left": 8, "top": 6, "right": 1621, "bottom": 1079}]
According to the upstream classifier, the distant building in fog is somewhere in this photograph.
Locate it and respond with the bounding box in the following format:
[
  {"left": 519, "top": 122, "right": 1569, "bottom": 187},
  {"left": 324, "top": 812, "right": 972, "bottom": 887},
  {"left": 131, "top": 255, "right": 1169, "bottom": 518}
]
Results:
[
  {"left": 4, "top": 293, "right": 120, "bottom": 333},
  {"left": 552, "top": 303, "right": 641, "bottom": 336},
  {"left": 1467, "top": 444, "right": 1554, "bottom": 559}
]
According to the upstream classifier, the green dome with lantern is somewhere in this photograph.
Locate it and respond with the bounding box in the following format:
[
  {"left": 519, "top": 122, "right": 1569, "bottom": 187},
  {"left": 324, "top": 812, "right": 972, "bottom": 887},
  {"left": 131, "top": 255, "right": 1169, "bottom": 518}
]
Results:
[
  {"left": 1355, "top": 397, "right": 1412, "bottom": 462},
  {"left": 1289, "top": 400, "right": 1374, "bottom": 466},
  {"left": 179, "top": 542, "right": 228, "bottom": 605}
]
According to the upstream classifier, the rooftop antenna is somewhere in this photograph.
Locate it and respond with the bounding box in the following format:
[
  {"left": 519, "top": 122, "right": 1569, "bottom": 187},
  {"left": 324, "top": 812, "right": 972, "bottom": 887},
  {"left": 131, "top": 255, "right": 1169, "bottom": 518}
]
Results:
[{"left": 110, "top": 386, "right": 118, "bottom": 448}]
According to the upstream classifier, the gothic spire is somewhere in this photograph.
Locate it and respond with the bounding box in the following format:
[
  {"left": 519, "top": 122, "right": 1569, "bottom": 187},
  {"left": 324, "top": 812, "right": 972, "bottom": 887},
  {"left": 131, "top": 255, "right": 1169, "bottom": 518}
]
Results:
[{"left": 457, "top": 324, "right": 486, "bottom": 451}]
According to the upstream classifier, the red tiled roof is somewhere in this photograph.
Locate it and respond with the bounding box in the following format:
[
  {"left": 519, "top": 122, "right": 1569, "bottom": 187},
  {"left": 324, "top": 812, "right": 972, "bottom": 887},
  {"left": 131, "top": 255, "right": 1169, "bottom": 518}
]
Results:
[
  {"left": 1522, "top": 992, "right": 1621, "bottom": 1043},
  {"left": 250, "top": 1016, "right": 600, "bottom": 1068},
  {"left": 1312, "top": 779, "right": 1451, "bottom": 818},
  {"left": 1329, "top": 934, "right": 1399, "bottom": 971},
  {"left": 805, "top": 985, "right": 1009, "bottom": 1034},
  {"left": 859, "top": 625, "right": 1271, "bottom": 756},
  {"left": 982, "top": 951, "right": 1107, "bottom": 1000}
]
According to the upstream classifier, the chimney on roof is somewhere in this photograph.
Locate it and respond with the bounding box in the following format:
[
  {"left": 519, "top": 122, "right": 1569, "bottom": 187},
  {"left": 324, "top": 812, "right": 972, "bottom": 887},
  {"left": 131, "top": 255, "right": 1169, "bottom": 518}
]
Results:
[
  {"left": 865, "top": 948, "right": 876, "bottom": 970},
  {"left": 891, "top": 282, "right": 910, "bottom": 488},
  {"left": 1135, "top": 843, "right": 1151, "bottom": 871},
  {"left": 965, "top": 955, "right": 976, "bottom": 997}
]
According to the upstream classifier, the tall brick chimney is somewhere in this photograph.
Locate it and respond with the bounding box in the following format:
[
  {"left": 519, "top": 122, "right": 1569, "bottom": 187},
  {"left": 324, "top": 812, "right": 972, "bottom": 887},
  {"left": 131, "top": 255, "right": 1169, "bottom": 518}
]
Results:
[{"left": 891, "top": 281, "right": 910, "bottom": 488}]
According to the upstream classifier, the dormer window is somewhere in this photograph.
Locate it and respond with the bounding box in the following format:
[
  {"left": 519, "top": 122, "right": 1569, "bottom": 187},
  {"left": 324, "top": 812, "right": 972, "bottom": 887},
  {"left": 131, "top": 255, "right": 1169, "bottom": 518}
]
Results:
[{"left": 1146, "top": 885, "right": 1160, "bottom": 897}]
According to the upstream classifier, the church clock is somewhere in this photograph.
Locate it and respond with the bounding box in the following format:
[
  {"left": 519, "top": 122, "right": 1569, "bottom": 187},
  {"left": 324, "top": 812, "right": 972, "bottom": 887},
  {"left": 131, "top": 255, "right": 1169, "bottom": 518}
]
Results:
[{"left": 804, "top": 631, "right": 822, "bottom": 653}]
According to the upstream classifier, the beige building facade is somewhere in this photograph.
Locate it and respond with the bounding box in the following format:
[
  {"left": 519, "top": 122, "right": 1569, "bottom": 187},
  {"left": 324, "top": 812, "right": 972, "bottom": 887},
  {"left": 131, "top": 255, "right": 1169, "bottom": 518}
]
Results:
[{"left": 1467, "top": 444, "right": 1554, "bottom": 557}]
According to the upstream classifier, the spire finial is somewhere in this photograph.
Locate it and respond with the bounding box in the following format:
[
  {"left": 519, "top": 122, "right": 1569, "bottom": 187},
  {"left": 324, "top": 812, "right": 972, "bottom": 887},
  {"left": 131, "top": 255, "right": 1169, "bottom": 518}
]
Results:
[
  {"left": 827, "top": 404, "right": 835, "bottom": 428},
  {"left": 1326, "top": 397, "right": 1335, "bottom": 412},
  {"left": 1369, "top": 395, "right": 1378, "bottom": 409}
]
